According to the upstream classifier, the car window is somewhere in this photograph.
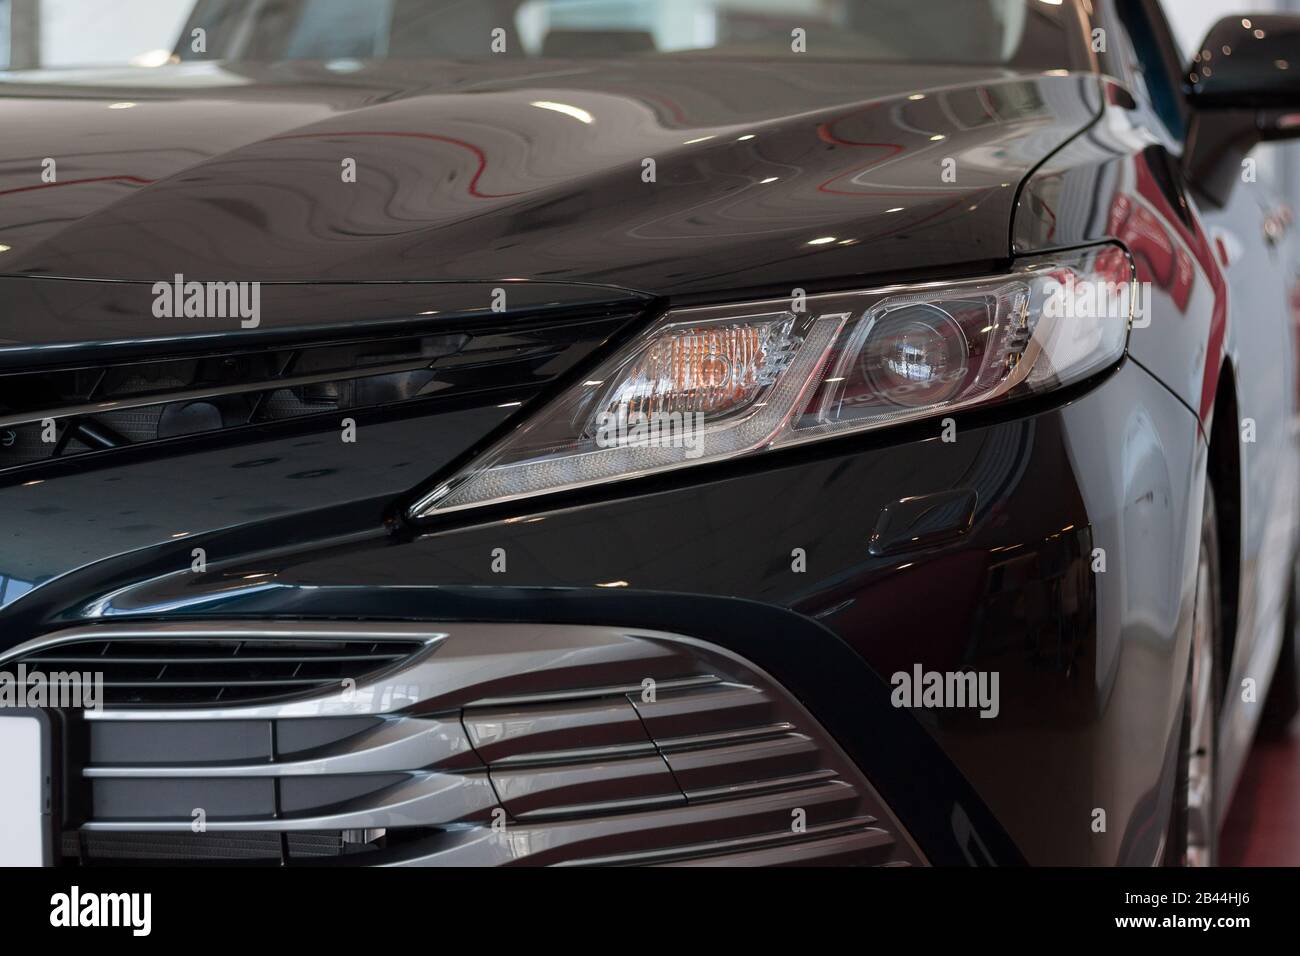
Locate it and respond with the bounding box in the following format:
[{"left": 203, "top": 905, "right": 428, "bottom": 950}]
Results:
[
  {"left": 281, "top": 0, "right": 396, "bottom": 59},
  {"left": 177, "top": 0, "right": 1089, "bottom": 70},
  {"left": 1110, "top": 0, "right": 1188, "bottom": 145}
]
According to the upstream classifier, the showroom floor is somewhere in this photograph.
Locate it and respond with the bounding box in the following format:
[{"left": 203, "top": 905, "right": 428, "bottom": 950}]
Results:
[{"left": 1222, "top": 719, "right": 1300, "bottom": 865}]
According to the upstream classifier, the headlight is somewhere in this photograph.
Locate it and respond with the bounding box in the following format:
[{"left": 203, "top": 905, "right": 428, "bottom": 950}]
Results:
[{"left": 410, "top": 245, "right": 1133, "bottom": 517}]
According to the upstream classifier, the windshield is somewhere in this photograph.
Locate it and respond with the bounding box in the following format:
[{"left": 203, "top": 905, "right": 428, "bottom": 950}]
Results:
[{"left": 168, "top": 0, "right": 1087, "bottom": 70}]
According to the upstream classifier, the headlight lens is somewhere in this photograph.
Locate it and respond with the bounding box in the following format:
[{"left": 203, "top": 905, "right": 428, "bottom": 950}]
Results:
[
  {"left": 859, "top": 302, "right": 971, "bottom": 408},
  {"left": 411, "top": 245, "right": 1133, "bottom": 517}
]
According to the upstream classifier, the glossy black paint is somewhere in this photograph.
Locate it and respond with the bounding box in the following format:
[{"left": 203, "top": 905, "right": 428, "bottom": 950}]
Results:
[
  {"left": 1, "top": 0, "right": 1298, "bottom": 866},
  {"left": 0, "top": 61, "right": 1097, "bottom": 298},
  {"left": 1183, "top": 13, "right": 1300, "bottom": 208},
  {"left": 1189, "top": 14, "right": 1300, "bottom": 107},
  {"left": 1015, "top": 35, "right": 1300, "bottom": 813},
  {"left": 0, "top": 276, "right": 646, "bottom": 363}
]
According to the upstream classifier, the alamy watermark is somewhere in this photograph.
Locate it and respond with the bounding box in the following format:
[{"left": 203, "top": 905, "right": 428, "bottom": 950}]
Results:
[
  {"left": 594, "top": 410, "right": 706, "bottom": 459},
  {"left": 1042, "top": 274, "right": 1151, "bottom": 329},
  {"left": 152, "top": 273, "right": 261, "bottom": 328},
  {"left": 0, "top": 666, "right": 103, "bottom": 710},
  {"left": 891, "top": 665, "right": 999, "bottom": 719},
  {"left": 50, "top": 886, "right": 151, "bottom": 936}
]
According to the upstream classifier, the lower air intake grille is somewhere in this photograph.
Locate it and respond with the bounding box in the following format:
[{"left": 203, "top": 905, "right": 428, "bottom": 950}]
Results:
[
  {"left": 45, "top": 622, "right": 921, "bottom": 867},
  {"left": 3, "top": 623, "right": 442, "bottom": 706}
]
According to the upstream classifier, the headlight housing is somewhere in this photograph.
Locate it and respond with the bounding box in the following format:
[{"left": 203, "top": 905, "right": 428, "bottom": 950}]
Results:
[{"left": 410, "top": 245, "right": 1133, "bottom": 517}]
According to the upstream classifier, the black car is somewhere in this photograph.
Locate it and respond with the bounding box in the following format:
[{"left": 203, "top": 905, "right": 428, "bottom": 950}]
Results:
[{"left": 0, "top": 0, "right": 1298, "bottom": 867}]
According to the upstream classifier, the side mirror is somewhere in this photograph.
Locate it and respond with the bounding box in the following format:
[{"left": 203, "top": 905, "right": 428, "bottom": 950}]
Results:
[{"left": 1184, "top": 14, "right": 1300, "bottom": 206}]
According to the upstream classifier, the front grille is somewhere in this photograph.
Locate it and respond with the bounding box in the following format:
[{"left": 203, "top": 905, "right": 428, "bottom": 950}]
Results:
[
  {"left": 3, "top": 622, "right": 442, "bottom": 706},
  {"left": 0, "top": 313, "right": 625, "bottom": 474},
  {"left": 46, "top": 622, "right": 923, "bottom": 867}
]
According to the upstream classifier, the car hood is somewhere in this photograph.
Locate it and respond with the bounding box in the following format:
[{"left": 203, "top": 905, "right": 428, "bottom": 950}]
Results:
[{"left": 0, "top": 59, "right": 1100, "bottom": 297}]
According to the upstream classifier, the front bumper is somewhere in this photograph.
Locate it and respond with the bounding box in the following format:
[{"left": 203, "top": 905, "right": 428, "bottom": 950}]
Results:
[
  {"left": 1, "top": 357, "right": 1203, "bottom": 865},
  {"left": 16, "top": 619, "right": 928, "bottom": 866}
]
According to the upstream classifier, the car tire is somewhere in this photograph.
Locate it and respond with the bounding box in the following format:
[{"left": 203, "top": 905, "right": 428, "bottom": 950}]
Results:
[
  {"left": 1260, "top": 554, "right": 1300, "bottom": 737},
  {"left": 1164, "top": 482, "right": 1222, "bottom": 866}
]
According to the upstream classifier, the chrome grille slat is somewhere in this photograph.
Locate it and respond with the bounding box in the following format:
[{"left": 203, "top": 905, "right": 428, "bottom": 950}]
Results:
[
  {"left": 33, "top": 654, "right": 407, "bottom": 664},
  {"left": 654, "top": 721, "right": 798, "bottom": 752},
  {"left": 3, "top": 622, "right": 444, "bottom": 707},
  {"left": 85, "top": 716, "right": 471, "bottom": 778},
  {"left": 565, "top": 817, "right": 887, "bottom": 867},
  {"left": 81, "top": 771, "right": 500, "bottom": 833},
  {"left": 95, "top": 679, "right": 346, "bottom": 688},
  {"left": 655, "top": 824, "right": 901, "bottom": 868},
  {"left": 485, "top": 741, "right": 660, "bottom": 767},
  {"left": 467, "top": 674, "right": 721, "bottom": 708},
  {"left": 681, "top": 768, "right": 841, "bottom": 802}
]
